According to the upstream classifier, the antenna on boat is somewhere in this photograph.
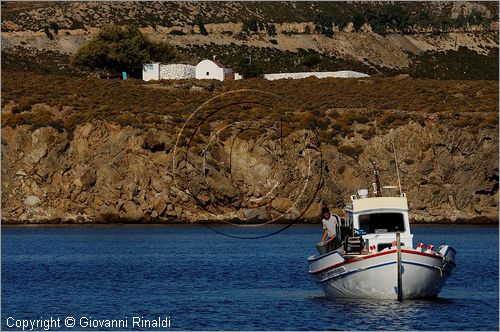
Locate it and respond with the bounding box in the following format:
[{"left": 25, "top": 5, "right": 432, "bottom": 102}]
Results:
[
  {"left": 369, "top": 159, "right": 382, "bottom": 197},
  {"left": 392, "top": 141, "right": 403, "bottom": 196}
]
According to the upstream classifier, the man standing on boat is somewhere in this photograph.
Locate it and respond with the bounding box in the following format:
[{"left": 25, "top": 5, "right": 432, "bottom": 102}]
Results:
[{"left": 320, "top": 206, "right": 342, "bottom": 252}]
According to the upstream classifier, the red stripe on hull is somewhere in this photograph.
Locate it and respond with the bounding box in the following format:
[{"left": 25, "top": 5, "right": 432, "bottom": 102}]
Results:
[{"left": 309, "top": 248, "right": 443, "bottom": 275}]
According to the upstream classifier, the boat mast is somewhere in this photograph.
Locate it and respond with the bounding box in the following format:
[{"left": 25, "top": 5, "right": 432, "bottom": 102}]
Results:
[
  {"left": 392, "top": 141, "right": 403, "bottom": 196},
  {"left": 370, "top": 159, "right": 382, "bottom": 197}
]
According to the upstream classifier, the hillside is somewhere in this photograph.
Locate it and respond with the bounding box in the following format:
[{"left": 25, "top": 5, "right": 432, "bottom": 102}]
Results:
[
  {"left": 1, "top": 2, "right": 499, "bottom": 225},
  {"left": 1, "top": 73, "right": 498, "bottom": 224},
  {"left": 1, "top": 1, "right": 499, "bottom": 79}
]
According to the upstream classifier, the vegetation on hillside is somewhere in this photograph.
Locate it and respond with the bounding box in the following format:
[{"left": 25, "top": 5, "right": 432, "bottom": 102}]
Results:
[
  {"left": 2, "top": 2, "right": 498, "bottom": 80},
  {"left": 2, "top": 2, "right": 497, "bottom": 34},
  {"left": 231, "top": 3, "right": 495, "bottom": 38},
  {"left": 176, "top": 43, "right": 498, "bottom": 80},
  {"left": 3, "top": 34, "right": 498, "bottom": 80},
  {"left": 2, "top": 72, "right": 497, "bottom": 145},
  {"left": 410, "top": 46, "right": 499, "bottom": 80}
]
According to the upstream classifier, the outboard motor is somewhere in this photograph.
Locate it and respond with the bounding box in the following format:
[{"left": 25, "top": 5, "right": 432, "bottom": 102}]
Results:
[{"left": 438, "top": 244, "right": 457, "bottom": 262}]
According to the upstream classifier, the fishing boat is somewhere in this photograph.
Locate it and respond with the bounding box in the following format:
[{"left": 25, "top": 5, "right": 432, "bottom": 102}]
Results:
[{"left": 308, "top": 161, "right": 457, "bottom": 300}]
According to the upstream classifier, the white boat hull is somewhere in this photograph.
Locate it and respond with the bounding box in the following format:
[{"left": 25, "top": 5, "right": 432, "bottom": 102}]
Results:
[{"left": 309, "top": 249, "right": 456, "bottom": 300}]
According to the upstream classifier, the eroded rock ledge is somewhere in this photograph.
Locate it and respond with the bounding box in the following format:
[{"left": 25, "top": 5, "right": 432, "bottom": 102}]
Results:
[{"left": 1, "top": 119, "right": 498, "bottom": 225}]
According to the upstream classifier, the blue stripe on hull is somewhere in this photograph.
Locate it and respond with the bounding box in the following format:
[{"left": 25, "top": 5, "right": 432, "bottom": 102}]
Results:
[{"left": 319, "top": 259, "right": 447, "bottom": 284}]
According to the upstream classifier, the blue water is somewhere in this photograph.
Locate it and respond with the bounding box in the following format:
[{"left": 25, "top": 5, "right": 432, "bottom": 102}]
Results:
[{"left": 2, "top": 224, "right": 498, "bottom": 330}]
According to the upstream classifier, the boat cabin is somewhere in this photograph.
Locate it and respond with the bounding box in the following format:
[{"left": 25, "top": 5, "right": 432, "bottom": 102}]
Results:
[{"left": 341, "top": 188, "right": 413, "bottom": 253}]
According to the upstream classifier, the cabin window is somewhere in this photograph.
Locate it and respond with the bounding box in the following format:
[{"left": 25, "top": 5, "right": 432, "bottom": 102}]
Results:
[
  {"left": 377, "top": 243, "right": 405, "bottom": 251},
  {"left": 358, "top": 212, "right": 405, "bottom": 233},
  {"left": 206, "top": 71, "right": 210, "bottom": 76},
  {"left": 147, "top": 64, "right": 154, "bottom": 70}
]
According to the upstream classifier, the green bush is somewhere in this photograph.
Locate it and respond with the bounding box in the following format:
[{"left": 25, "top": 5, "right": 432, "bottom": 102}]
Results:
[
  {"left": 302, "top": 53, "right": 322, "bottom": 68},
  {"left": 169, "top": 30, "right": 186, "bottom": 35},
  {"left": 72, "top": 25, "right": 177, "bottom": 72},
  {"left": 314, "top": 13, "right": 334, "bottom": 37},
  {"left": 43, "top": 26, "right": 54, "bottom": 40},
  {"left": 49, "top": 22, "right": 59, "bottom": 35},
  {"left": 195, "top": 17, "right": 209, "bottom": 36},
  {"left": 352, "top": 12, "right": 366, "bottom": 31},
  {"left": 334, "top": 14, "right": 349, "bottom": 31},
  {"left": 233, "top": 52, "right": 263, "bottom": 78},
  {"left": 242, "top": 19, "right": 264, "bottom": 33},
  {"left": 365, "top": 4, "right": 410, "bottom": 34},
  {"left": 265, "top": 24, "right": 277, "bottom": 37}
]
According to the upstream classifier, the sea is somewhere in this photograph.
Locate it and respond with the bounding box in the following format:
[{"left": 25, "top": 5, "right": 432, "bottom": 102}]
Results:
[{"left": 2, "top": 224, "right": 498, "bottom": 331}]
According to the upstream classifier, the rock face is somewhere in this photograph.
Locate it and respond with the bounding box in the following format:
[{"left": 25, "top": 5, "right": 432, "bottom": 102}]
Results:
[{"left": 1, "top": 120, "right": 498, "bottom": 224}]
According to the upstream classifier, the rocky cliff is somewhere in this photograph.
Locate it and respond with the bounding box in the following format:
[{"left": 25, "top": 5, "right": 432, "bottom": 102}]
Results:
[{"left": 2, "top": 107, "right": 497, "bottom": 224}]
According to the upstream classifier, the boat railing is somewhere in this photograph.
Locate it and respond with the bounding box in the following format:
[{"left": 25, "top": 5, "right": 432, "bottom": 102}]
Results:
[{"left": 350, "top": 190, "right": 406, "bottom": 201}]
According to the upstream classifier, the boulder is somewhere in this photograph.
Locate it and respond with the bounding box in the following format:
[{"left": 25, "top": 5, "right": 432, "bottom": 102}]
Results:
[
  {"left": 25, "top": 146, "right": 47, "bottom": 164},
  {"left": 24, "top": 195, "right": 41, "bottom": 207},
  {"left": 271, "top": 197, "right": 293, "bottom": 212},
  {"left": 302, "top": 202, "right": 322, "bottom": 221},
  {"left": 150, "top": 176, "right": 164, "bottom": 193},
  {"left": 142, "top": 129, "right": 165, "bottom": 152},
  {"left": 243, "top": 208, "right": 270, "bottom": 221},
  {"left": 98, "top": 205, "right": 120, "bottom": 222},
  {"left": 81, "top": 169, "right": 97, "bottom": 190},
  {"left": 124, "top": 182, "right": 138, "bottom": 200},
  {"left": 152, "top": 197, "right": 168, "bottom": 216},
  {"left": 197, "top": 192, "right": 211, "bottom": 205},
  {"left": 121, "top": 201, "right": 143, "bottom": 221}
]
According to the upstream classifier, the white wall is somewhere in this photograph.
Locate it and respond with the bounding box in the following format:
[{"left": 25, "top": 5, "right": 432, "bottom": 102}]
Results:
[
  {"left": 195, "top": 60, "right": 225, "bottom": 81},
  {"left": 263, "top": 70, "right": 370, "bottom": 80},
  {"left": 159, "top": 64, "right": 196, "bottom": 80},
  {"left": 143, "top": 63, "right": 160, "bottom": 81}
]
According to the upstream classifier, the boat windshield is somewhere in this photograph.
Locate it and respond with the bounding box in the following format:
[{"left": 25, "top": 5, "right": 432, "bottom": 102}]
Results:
[{"left": 358, "top": 212, "right": 405, "bottom": 234}]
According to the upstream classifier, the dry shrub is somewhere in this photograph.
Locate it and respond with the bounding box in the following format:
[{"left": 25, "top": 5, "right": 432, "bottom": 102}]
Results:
[
  {"left": 451, "top": 117, "right": 471, "bottom": 128},
  {"left": 115, "top": 114, "right": 136, "bottom": 127},
  {"left": 218, "top": 129, "right": 233, "bottom": 142},
  {"left": 144, "top": 115, "right": 163, "bottom": 125},
  {"left": 11, "top": 100, "right": 32, "bottom": 114},
  {"left": 361, "top": 126, "right": 376, "bottom": 140},
  {"left": 281, "top": 121, "right": 298, "bottom": 138},
  {"left": 318, "top": 129, "right": 336, "bottom": 144},
  {"left": 1, "top": 72, "right": 497, "bottom": 142},
  {"left": 377, "top": 111, "right": 409, "bottom": 129},
  {"left": 296, "top": 112, "right": 319, "bottom": 130},
  {"left": 238, "top": 128, "right": 260, "bottom": 141},
  {"left": 331, "top": 119, "right": 351, "bottom": 136},
  {"left": 338, "top": 144, "right": 363, "bottom": 159},
  {"left": 341, "top": 112, "right": 370, "bottom": 124},
  {"left": 477, "top": 113, "right": 499, "bottom": 129}
]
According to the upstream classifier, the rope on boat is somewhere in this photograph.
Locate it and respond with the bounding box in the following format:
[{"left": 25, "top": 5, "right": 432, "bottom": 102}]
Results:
[{"left": 435, "top": 265, "right": 444, "bottom": 277}]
